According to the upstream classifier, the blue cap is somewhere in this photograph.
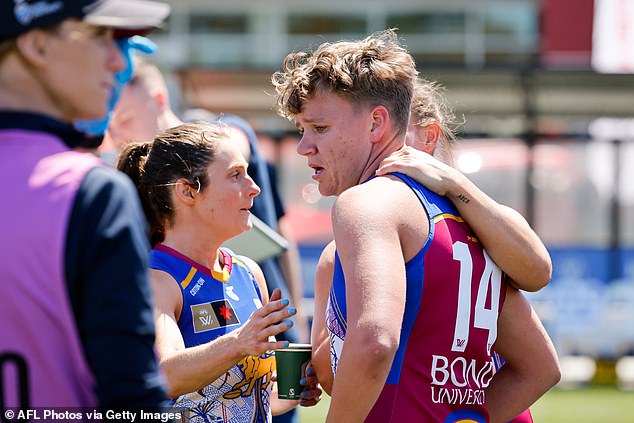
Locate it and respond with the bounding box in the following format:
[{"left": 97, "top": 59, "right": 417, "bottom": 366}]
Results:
[{"left": 1, "top": 0, "right": 170, "bottom": 41}]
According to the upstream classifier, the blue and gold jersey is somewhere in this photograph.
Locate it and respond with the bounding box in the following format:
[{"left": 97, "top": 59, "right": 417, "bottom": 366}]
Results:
[{"left": 150, "top": 244, "right": 275, "bottom": 423}]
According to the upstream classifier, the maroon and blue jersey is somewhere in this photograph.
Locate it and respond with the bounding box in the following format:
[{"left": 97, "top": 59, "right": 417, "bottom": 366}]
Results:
[{"left": 326, "top": 173, "right": 507, "bottom": 423}]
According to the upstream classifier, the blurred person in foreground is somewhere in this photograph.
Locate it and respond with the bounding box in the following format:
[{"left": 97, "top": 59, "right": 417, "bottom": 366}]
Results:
[
  {"left": 74, "top": 34, "right": 159, "bottom": 153},
  {"left": 0, "top": 0, "right": 170, "bottom": 411},
  {"left": 273, "top": 30, "right": 560, "bottom": 423},
  {"left": 117, "top": 122, "right": 321, "bottom": 421},
  {"left": 310, "top": 78, "right": 550, "bottom": 422}
]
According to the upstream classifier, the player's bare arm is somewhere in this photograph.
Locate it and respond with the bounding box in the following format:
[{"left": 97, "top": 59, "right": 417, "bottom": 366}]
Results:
[
  {"left": 484, "top": 286, "right": 561, "bottom": 422},
  {"left": 325, "top": 177, "right": 426, "bottom": 422}
]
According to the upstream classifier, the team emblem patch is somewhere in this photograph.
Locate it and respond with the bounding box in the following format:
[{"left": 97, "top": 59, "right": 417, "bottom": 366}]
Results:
[
  {"left": 443, "top": 409, "right": 487, "bottom": 423},
  {"left": 192, "top": 300, "right": 240, "bottom": 333}
]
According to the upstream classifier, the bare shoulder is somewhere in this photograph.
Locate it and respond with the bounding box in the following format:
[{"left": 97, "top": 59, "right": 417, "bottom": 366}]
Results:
[
  {"left": 149, "top": 268, "right": 181, "bottom": 292},
  {"left": 318, "top": 240, "right": 337, "bottom": 265},
  {"left": 333, "top": 175, "right": 424, "bottom": 227},
  {"left": 149, "top": 268, "right": 183, "bottom": 315},
  {"left": 333, "top": 175, "right": 429, "bottom": 261},
  {"left": 316, "top": 241, "right": 336, "bottom": 285}
]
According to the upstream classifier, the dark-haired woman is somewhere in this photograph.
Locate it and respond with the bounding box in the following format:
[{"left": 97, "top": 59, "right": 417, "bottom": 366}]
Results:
[{"left": 118, "top": 122, "right": 321, "bottom": 422}]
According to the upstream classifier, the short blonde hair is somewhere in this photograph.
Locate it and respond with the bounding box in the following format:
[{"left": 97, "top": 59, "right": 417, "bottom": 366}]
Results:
[{"left": 272, "top": 29, "right": 418, "bottom": 136}]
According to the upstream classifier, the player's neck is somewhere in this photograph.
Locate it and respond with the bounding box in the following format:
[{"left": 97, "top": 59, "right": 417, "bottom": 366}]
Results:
[
  {"left": 162, "top": 230, "right": 224, "bottom": 272},
  {"left": 359, "top": 135, "right": 405, "bottom": 184}
]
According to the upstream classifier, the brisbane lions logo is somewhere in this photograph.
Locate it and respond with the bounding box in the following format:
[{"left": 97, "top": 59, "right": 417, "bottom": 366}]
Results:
[{"left": 224, "top": 352, "right": 275, "bottom": 399}]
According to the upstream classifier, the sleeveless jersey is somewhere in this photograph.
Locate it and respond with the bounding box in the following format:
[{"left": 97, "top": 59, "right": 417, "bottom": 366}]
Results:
[
  {"left": 0, "top": 130, "right": 100, "bottom": 407},
  {"left": 326, "top": 173, "right": 507, "bottom": 423},
  {"left": 150, "top": 245, "right": 275, "bottom": 423}
]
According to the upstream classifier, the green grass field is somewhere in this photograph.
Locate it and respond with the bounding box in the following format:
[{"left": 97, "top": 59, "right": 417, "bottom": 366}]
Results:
[{"left": 298, "top": 386, "right": 634, "bottom": 423}]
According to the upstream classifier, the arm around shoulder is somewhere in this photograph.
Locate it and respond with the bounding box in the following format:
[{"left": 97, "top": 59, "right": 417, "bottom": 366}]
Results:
[
  {"left": 444, "top": 171, "right": 552, "bottom": 291},
  {"left": 377, "top": 147, "right": 552, "bottom": 291}
]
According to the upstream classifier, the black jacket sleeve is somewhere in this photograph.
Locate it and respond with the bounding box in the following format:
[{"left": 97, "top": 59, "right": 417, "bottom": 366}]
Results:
[{"left": 64, "top": 166, "right": 168, "bottom": 410}]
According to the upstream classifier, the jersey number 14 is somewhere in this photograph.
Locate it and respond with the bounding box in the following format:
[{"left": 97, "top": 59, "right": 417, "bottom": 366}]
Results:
[{"left": 451, "top": 241, "right": 502, "bottom": 354}]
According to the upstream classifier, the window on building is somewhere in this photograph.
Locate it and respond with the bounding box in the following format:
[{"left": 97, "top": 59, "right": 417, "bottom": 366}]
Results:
[
  {"left": 484, "top": 52, "right": 536, "bottom": 67},
  {"left": 190, "top": 14, "right": 248, "bottom": 34},
  {"left": 412, "top": 52, "right": 467, "bottom": 67},
  {"left": 484, "top": 4, "right": 536, "bottom": 41},
  {"left": 387, "top": 12, "right": 465, "bottom": 34},
  {"left": 287, "top": 14, "right": 366, "bottom": 35}
]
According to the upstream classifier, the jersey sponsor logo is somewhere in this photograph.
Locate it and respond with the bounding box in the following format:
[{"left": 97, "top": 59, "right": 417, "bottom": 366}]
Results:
[
  {"left": 432, "top": 386, "right": 486, "bottom": 406},
  {"left": 430, "top": 354, "right": 494, "bottom": 406},
  {"left": 190, "top": 277, "right": 206, "bottom": 296},
  {"left": 431, "top": 355, "right": 494, "bottom": 389},
  {"left": 191, "top": 300, "right": 241, "bottom": 333}
]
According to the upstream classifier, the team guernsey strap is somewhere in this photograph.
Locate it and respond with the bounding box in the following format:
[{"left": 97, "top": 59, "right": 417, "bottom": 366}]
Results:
[
  {"left": 326, "top": 172, "right": 508, "bottom": 423},
  {"left": 150, "top": 245, "right": 274, "bottom": 423}
]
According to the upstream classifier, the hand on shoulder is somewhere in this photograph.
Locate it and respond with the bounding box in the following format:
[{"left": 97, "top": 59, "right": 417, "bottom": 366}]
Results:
[{"left": 376, "top": 146, "right": 459, "bottom": 196}]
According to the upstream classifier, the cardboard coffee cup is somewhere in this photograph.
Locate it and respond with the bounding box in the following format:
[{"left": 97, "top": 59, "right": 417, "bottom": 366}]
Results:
[{"left": 275, "top": 343, "right": 312, "bottom": 400}]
